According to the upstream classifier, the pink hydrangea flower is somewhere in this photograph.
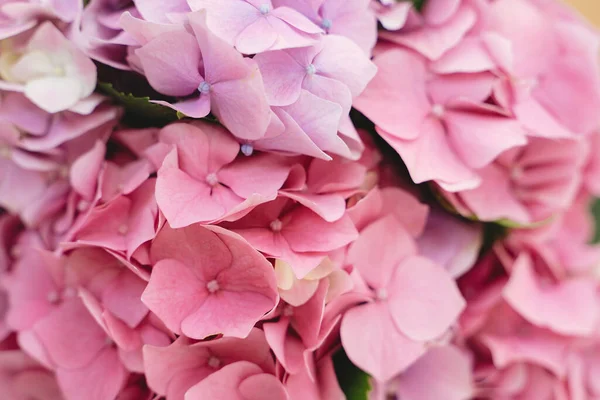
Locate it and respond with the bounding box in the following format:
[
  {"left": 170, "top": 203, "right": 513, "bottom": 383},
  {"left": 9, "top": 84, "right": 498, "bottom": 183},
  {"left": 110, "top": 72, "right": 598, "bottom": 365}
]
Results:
[
  {"left": 379, "top": 0, "right": 475, "bottom": 60},
  {"left": 143, "top": 328, "right": 274, "bottom": 399},
  {"left": 142, "top": 223, "right": 279, "bottom": 339},
  {"left": 254, "top": 34, "right": 377, "bottom": 111},
  {"left": 224, "top": 196, "right": 358, "bottom": 278},
  {"left": 185, "top": 360, "right": 288, "bottom": 400},
  {"left": 442, "top": 137, "right": 588, "bottom": 224},
  {"left": 154, "top": 122, "right": 292, "bottom": 228},
  {"left": 274, "top": 0, "right": 377, "bottom": 54},
  {"left": 188, "top": 0, "right": 323, "bottom": 54},
  {"left": 0, "top": 350, "right": 63, "bottom": 400},
  {"left": 0, "top": 22, "right": 97, "bottom": 113},
  {"left": 355, "top": 47, "right": 527, "bottom": 191},
  {"left": 0, "top": 0, "right": 81, "bottom": 40},
  {"left": 341, "top": 215, "right": 465, "bottom": 381},
  {"left": 135, "top": 12, "right": 271, "bottom": 139}
]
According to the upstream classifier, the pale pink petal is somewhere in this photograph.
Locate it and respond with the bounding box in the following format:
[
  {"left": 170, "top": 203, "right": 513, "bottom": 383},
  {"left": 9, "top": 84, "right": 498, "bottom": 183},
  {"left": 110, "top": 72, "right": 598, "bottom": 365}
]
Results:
[
  {"left": 341, "top": 302, "right": 425, "bottom": 382},
  {"left": 347, "top": 215, "right": 417, "bottom": 289},
  {"left": 253, "top": 49, "right": 305, "bottom": 106},
  {"left": 56, "top": 348, "right": 127, "bottom": 400},
  {"left": 136, "top": 30, "right": 202, "bottom": 97},
  {"left": 503, "top": 255, "right": 600, "bottom": 336},
  {"left": 388, "top": 256, "right": 465, "bottom": 341},
  {"left": 354, "top": 49, "right": 430, "bottom": 140},
  {"left": 396, "top": 346, "right": 473, "bottom": 400}
]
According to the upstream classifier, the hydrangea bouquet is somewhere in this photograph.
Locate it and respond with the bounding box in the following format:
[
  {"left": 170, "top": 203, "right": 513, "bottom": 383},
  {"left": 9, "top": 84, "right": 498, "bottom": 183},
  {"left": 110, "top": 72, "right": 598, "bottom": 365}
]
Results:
[{"left": 1, "top": 0, "right": 600, "bottom": 399}]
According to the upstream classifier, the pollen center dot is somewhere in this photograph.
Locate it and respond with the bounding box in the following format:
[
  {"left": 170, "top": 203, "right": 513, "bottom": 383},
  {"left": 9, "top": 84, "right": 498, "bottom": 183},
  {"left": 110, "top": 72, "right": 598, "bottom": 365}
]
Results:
[
  {"left": 259, "top": 4, "right": 270, "bottom": 14},
  {"left": 270, "top": 219, "right": 283, "bottom": 232},
  {"left": 207, "top": 356, "right": 221, "bottom": 369},
  {"left": 206, "top": 173, "right": 219, "bottom": 186},
  {"left": 47, "top": 291, "right": 60, "bottom": 304},
  {"left": 206, "top": 280, "right": 220, "bottom": 293},
  {"left": 306, "top": 64, "right": 317, "bottom": 75},
  {"left": 321, "top": 18, "right": 332, "bottom": 30},
  {"left": 118, "top": 224, "right": 128, "bottom": 235},
  {"left": 198, "top": 82, "right": 211, "bottom": 94},
  {"left": 431, "top": 104, "right": 445, "bottom": 118},
  {"left": 241, "top": 143, "right": 254, "bottom": 156},
  {"left": 376, "top": 288, "right": 388, "bottom": 300}
]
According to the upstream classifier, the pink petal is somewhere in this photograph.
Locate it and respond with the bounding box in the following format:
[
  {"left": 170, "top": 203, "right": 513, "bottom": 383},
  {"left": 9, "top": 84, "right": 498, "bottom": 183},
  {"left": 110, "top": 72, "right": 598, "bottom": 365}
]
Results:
[
  {"left": 354, "top": 49, "right": 430, "bottom": 140},
  {"left": 381, "top": 5, "right": 476, "bottom": 60},
  {"left": 283, "top": 209, "right": 358, "bottom": 253},
  {"left": 281, "top": 90, "right": 344, "bottom": 155},
  {"left": 253, "top": 49, "right": 305, "bottom": 106},
  {"left": 33, "top": 299, "right": 108, "bottom": 369},
  {"left": 341, "top": 302, "right": 425, "bottom": 382},
  {"left": 211, "top": 62, "right": 271, "bottom": 140},
  {"left": 314, "top": 34, "right": 377, "bottom": 97},
  {"left": 218, "top": 154, "right": 291, "bottom": 199},
  {"left": 347, "top": 215, "right": 417, "bottom": 289},
  {"left": 387, "top": 256, "right": 465, "bottom": 341},
  {"left": 184, "top": 361, "right": 285, "bottom": 400},
  {"left": 396, "top": 346, "right": 473, "bottom": 400},
  {"left": 444, "top": 105, "right": 527, "bottom": 169},
  {"left": 56, "top": 348, "right": 127, "bottom": 400},
  {"left": 188, "top": 0, "right": 257, "bottom": 47},
  {"left": 503, "top": 255, "right": 600, "bottom": 336},
  {"left": 141, "top": 259, "right": 206, "bottom": 335},
  {"left": 135, "top": 30, "right": 202, "bottom": 96},
  {"left": 382, "top": 118, "right": 480, "bottom": 191}
]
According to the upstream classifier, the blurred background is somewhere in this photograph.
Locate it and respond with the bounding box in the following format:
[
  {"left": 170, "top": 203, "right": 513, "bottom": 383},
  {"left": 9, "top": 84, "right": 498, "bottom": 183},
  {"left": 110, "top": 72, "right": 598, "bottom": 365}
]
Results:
[{"left": 565, "top": 0, "right": 600, "bottom": 26}]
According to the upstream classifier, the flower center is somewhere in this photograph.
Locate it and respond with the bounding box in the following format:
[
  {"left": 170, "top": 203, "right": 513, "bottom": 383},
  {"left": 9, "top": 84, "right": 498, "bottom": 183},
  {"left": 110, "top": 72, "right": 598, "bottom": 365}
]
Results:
[
  {"left": 118, "top": 224, "right": 128, "bottom": 235},
  {"left": 375, "top": 288, "right": 388, "bottom": 301},
  {"left": 207, "top": 356, "right": 221, "bottom": 369},
  {"left": 431, "top": 104, "right": 445, "bottom": 118},
  {"left": 206, "top": 279, "right": 220, "bottom": 293},
  {"left": 270, "top": 219, "right": 283, "bottom": 232},
  {"left": 62, "top": 287, "right": 77, "bottom": 299},
  {"left": 47, "top": 291, "right": 60, "bottom": 304},
  {"left": 259, "top": 4, "right": 270, "bottom": 14},
  {"left": 0, "top": 145, "right": 10, "bottom": 159},
  {"left": 321, "top": 18, "right": 332, "bottom": 30},
  {"left": 206, "top": 172, "right": 219, "bottom": 186},
  {"left": 305, "top": 64, "right": 317, "bottom": 75},
  {"left": 241, "top": 143, "right": 254, "bottom": 156},
  {"left": 198, "top": 82, "right": 211, "bottom": 94},
  {"left": 283, "top": 305, "right": 294, "bottom": 317}
]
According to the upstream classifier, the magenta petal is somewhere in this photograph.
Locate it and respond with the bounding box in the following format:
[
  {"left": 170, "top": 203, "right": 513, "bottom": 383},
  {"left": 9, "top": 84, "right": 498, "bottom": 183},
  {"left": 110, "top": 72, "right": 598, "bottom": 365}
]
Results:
[
  {"left": 387, "top": 256, "right": 465, "bottom": 341},
  {"left": 341, "top": 302, "right": 425, "bottom": 382},
  {"left": 136, "top": 30, "right": 202, "bottom": 97}
]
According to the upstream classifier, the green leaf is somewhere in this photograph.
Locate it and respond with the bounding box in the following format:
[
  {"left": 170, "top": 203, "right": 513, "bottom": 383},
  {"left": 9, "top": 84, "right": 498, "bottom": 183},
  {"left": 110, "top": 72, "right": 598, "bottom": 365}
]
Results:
[
  {"left": 97, "top": 82, "right": 179, "bottom": 128},
  {"left": 591, "top": 198, "right": 600, "bottom": 243},
  {"left": 333, "top": 350, "right": 371, "bottom": 400},
  {"left": 412, "top": 0, "right": 426, "bottom": 12}
]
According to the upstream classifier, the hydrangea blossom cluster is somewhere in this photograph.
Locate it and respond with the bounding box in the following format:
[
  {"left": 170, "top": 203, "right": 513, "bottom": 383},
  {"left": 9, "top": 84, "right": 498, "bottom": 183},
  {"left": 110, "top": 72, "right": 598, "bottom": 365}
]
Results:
[{"left": 0, "top": 0, "right": 599, "bottom": 399}]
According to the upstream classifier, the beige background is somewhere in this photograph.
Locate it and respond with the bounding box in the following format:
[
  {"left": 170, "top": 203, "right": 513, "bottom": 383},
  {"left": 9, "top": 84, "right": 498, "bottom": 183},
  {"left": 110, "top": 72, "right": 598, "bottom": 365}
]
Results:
[{"left": 565, "top": 0, "right": 600, "bottom": 26}]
